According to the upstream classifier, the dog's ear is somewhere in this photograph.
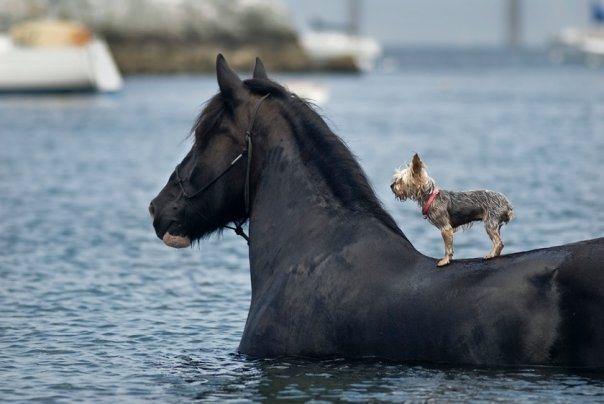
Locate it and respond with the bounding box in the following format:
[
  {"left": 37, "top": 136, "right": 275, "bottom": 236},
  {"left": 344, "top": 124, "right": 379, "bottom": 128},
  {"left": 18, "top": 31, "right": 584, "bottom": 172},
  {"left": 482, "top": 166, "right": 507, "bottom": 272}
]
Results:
[{"left": 411, "top": 153, "right": 423, "bottom": 176}]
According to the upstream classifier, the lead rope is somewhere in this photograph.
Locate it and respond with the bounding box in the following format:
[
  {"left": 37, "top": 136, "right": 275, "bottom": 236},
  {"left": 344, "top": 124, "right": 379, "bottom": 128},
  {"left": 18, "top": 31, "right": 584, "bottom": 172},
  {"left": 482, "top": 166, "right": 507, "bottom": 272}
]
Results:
[{"left": 226, "top": 93, "right": 269, "bottom": 245}]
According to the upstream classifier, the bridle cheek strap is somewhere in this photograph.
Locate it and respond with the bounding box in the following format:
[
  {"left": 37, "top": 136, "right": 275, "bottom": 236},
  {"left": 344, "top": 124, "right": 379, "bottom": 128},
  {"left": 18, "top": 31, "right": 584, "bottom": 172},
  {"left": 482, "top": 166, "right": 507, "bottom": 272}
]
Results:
[
  {"left": 241, "top": 92, "right": 269, "bottom": 216},
  {"left": 232, "top": 93, "right": 269, "bottom": 244},
  {"left": 243, "top": 130, "right": 253, "bottom": 216},
  {"left": 228, "top": 132, "right": 252, "bottom": 245},
  {"left": 173, "top": 93, "right": 270, "bottom": 245}
]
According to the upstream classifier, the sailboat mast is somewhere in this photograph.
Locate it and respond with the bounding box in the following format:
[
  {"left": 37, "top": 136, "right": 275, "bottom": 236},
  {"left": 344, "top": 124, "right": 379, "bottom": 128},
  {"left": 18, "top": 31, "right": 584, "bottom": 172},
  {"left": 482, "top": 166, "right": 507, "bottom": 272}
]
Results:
[
  {"left": 506, "top": 0, "right": 522, "bottom": 46},
  {"left": 348, "top": 0, "right": 360, "bottom": 36}
]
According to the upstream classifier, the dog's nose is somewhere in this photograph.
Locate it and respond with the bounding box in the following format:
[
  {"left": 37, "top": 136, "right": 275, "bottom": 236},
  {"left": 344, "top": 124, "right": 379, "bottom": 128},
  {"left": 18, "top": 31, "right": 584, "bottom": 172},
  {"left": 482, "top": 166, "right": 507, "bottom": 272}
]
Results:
[{"left": 390, "top": 182, "right": 395, "bottom": 191}]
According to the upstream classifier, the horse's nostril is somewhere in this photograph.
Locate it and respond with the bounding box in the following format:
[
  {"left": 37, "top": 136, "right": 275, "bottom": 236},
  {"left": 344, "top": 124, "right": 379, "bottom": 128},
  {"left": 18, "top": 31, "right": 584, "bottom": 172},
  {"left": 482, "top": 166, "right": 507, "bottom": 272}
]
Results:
[{"left": 149, "top": 202, "right": 156, "bottom": 218}]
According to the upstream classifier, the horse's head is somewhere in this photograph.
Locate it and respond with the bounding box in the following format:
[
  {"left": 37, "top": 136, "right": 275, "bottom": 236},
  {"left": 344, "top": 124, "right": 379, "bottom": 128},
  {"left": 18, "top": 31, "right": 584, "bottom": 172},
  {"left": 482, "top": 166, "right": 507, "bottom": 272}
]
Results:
[{"left": 149, "top": 54, "right": 273, "bottom": 248}]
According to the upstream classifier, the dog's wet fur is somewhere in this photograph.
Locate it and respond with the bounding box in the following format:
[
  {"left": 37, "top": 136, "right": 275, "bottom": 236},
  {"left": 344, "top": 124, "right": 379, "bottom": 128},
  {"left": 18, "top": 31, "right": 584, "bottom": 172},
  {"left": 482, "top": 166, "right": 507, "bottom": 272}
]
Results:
[{"left": 391, "top": 153, "right": 513, "bottom": 266}]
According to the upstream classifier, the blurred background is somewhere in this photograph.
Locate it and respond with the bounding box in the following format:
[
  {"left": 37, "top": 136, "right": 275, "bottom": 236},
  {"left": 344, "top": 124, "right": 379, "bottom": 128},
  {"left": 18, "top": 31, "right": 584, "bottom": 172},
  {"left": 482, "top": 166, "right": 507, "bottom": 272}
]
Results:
[
  {"left": 284, "top": 0, "right": 594, "bottom": 47},
  {"left": 0, "top": 0, "right": 603, "bottom": 77},
  {"left": 2, "top": 0, "right": 604, "bottom": 402}
]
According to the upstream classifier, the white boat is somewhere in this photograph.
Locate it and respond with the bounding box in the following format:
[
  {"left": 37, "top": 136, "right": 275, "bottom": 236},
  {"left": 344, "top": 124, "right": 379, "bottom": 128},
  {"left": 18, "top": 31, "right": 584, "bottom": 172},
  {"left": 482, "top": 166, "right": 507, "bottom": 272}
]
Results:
[
  {"left": 548, "top": 2, "right": 604, "bottom": 67},
  {"left": 298, "top": 0, "right": 382, "bottom": 72},
  {"left": 300, "top": 30, "right": 382, "bottom": 72},
  {"left": 0, "top": 20, "right": 122, "bottom": 93},
  {"left": 549, "top": 28, "right": 604, "bottom": 67}
]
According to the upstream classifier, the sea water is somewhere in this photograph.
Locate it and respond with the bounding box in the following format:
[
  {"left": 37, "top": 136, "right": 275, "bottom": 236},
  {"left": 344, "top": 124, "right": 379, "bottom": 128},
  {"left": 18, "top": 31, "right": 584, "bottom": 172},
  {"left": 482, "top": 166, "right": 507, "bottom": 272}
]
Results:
[{"left": 1, "top": 48, "right": 604, "bottom": 402}]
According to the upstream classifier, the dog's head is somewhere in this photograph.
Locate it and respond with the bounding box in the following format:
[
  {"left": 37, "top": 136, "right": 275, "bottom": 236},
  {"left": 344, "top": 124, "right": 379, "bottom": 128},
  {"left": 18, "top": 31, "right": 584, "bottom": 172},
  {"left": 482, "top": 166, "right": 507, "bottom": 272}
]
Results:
[{"left": 390, "top": 153, "right": 435, "bottom": 201}]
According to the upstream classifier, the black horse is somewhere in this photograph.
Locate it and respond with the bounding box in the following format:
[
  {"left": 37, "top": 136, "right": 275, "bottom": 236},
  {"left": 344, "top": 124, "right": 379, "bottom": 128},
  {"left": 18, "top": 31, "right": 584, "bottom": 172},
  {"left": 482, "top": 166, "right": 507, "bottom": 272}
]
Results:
[{"left": 150, "top": 54, "right": 604, "bottom": 367}]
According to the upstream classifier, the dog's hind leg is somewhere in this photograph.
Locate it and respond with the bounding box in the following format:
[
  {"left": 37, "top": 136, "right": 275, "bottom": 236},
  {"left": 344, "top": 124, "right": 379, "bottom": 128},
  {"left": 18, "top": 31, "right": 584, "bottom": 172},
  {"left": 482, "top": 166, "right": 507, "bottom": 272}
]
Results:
[
  {"left": 484, "top": 221, "right": 504, "bottom": 259},
  {"left": 438, "top": 225, "right": 454, "bottom": 267}
]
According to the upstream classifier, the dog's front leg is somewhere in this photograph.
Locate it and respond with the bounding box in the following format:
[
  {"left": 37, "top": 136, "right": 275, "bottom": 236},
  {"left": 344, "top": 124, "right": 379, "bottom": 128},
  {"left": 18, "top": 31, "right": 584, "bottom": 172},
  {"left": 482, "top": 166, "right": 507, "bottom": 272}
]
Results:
[{"left": 437, "top": 225, "right": 454, "bottom": 266}]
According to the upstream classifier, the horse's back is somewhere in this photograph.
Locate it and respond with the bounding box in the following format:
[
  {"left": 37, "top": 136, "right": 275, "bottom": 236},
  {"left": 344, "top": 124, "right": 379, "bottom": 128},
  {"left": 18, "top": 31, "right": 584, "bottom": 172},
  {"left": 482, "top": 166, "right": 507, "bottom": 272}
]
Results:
[{"left": 335, "top": 236, "right": 604, "bottom": 366}]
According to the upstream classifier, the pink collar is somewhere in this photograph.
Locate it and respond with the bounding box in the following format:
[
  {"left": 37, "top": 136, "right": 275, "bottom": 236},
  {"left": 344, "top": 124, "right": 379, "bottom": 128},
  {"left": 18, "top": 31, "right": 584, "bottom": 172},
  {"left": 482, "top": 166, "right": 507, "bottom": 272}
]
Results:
[{"left": 422, "top": 188, "right": 440, "bottom": 217}]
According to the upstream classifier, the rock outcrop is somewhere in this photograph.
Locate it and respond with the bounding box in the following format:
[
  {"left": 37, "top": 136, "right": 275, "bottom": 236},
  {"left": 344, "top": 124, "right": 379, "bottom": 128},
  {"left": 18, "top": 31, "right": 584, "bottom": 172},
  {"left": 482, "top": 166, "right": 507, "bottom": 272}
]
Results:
[{"left": 0, "top": 0, "right": 312, "bottom": 72}]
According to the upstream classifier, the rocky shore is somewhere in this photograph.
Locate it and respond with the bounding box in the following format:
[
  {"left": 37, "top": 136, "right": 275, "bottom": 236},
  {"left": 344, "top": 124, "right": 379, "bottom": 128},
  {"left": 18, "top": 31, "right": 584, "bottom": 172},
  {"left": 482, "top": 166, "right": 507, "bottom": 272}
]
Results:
[{"left": 0, "top": 0, "right": 319, "bottom": 73}]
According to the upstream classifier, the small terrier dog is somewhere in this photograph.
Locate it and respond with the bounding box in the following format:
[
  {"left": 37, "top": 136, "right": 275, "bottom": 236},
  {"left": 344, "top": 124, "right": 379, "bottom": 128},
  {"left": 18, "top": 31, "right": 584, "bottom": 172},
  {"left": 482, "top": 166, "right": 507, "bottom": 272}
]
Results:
[{"left": 391, "top": 153, "right": 513, "bottom": 267}]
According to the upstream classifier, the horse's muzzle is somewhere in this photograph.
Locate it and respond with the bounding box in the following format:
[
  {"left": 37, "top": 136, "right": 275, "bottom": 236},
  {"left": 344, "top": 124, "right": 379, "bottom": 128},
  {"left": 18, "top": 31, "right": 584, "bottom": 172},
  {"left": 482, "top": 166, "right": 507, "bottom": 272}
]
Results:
[
  {"left": 149, "top": 201, "right": 191, "bottom": 248},
  {"left": 162, "top": 232, "right": 191, "bottom": 248}
]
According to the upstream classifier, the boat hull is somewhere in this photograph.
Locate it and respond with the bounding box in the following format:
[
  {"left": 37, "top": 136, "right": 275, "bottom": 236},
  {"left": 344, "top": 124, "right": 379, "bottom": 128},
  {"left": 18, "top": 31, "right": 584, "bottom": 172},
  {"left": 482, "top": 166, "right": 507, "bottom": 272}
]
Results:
[{"left": 0, "top": 36, "right": 122, "bottom": 93}]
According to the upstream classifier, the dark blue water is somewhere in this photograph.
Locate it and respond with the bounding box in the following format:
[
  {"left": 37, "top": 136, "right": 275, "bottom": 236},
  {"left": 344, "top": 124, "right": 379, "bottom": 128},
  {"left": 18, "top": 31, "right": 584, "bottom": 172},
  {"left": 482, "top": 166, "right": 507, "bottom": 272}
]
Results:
[{"left": 2, "top": 49, "right": 604, "bottom": 402}]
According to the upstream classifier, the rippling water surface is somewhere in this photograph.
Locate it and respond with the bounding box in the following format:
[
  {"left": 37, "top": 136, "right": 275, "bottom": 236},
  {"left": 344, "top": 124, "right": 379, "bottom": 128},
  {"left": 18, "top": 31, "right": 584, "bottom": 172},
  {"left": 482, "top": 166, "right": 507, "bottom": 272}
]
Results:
[{"left": 2, "top": 49, "right": 604, "bottom": 402}]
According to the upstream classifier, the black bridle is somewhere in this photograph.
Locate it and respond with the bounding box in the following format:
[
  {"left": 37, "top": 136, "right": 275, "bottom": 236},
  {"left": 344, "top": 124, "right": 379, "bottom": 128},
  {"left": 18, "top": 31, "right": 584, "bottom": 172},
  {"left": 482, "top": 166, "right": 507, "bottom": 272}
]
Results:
[{"left": 172, "top": 93, "right": 271, "bottom": 244}]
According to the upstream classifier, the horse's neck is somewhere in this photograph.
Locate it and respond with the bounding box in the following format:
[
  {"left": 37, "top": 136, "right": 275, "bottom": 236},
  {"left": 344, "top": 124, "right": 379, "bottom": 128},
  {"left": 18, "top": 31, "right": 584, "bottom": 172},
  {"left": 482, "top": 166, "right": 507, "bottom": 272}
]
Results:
[
  {"left": 247, "top": 132, "right": 418, "bottom": 288},
  {"left": 249, "top": 143, "right": 343, "bottom": 242}
]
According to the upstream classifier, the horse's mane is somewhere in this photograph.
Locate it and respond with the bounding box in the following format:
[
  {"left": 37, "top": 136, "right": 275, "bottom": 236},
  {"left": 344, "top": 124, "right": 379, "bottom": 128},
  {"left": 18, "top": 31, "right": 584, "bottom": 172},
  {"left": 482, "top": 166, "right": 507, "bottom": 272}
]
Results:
[{"left": 244, "top": 78, "right": 407, "bottom": 239}]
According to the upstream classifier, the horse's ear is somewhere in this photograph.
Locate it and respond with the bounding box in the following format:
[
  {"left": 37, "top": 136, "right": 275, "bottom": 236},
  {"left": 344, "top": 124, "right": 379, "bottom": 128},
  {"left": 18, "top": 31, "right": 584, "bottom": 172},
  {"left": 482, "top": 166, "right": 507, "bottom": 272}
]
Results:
[
  {"left": 411, "top": 153, "right": 423, "bottom": 175},
  {"left": 216, "top": 54, "right": 243, "bottom": 101},
  {"left": 253, "top": 57, "right": 268, "bottom": 79}
]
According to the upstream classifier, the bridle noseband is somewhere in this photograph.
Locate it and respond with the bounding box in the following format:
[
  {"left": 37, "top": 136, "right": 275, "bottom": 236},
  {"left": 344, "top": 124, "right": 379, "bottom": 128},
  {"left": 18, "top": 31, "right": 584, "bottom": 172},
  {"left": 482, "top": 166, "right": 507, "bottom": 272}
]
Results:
[{"left": 172, "top": 93, "right": 270, "bottom": 244}]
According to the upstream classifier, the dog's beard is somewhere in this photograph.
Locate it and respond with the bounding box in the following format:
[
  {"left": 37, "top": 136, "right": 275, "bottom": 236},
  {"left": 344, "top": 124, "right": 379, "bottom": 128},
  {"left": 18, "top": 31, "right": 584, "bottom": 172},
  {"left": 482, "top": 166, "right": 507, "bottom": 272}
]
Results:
[{"left": 392, "top": 184, "right": 411, "bottom": 201}]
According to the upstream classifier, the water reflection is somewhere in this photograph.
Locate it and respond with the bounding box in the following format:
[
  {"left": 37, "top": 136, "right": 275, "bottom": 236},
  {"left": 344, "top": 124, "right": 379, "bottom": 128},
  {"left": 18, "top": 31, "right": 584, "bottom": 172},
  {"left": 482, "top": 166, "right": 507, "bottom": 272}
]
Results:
[{"left": 172, "top": 354, "right": 604, "bottom": 402}]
